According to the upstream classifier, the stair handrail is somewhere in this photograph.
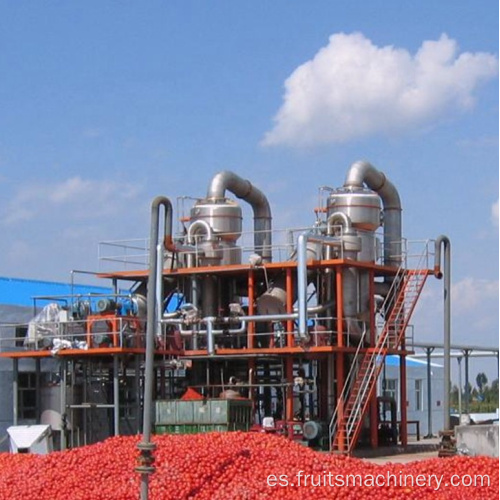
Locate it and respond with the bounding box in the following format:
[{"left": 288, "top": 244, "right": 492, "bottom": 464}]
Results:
[
  {"left": 331, "top": 241, "right": 431, "bottom": 451},
  {"left": 329, "top": 262, "right": 406, "bottom": 450},
  {"left": 328, "top": 325, "right": 367, "bottom": 448},
  {"left": 344, "top": 243, "right": 431, "bottom": 441}
]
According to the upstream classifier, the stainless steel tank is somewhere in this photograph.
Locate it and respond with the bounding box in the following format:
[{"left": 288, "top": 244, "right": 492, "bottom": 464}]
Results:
[
  {"left": 327, "top": 187, "right": 381, "bottom": 232},
  {"left": 189, "top": 198, "right": 243, "bottom": 266},
  {"left": 190, "top": 199, "right": 242, "bottom": 243},
  {"left": 328, "top": 187, "right": 381, "bottom": 262},
  {"left": 327, "top": 187, "right": 382, "bottom": 342}
]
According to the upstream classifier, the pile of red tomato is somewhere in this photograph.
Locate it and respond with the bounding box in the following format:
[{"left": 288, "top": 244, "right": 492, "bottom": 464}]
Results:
[{"left": 0, "top": 432, "right": 497, "bottom": 499}]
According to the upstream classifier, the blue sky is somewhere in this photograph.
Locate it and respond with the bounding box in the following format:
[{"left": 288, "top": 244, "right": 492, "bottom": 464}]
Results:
[{"left": 0, "top": 2, "right": 498, "bottom": 381}]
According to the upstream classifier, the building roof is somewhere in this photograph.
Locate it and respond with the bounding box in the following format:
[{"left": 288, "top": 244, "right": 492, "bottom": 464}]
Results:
[
  {"left": 385, "top": 354, "right": 443, "bottom": 368},
  {"left": 0, "top": 276, "right": 113, "bottom": 308}
]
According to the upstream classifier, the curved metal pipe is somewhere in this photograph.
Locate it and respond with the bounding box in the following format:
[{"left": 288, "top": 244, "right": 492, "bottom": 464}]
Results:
[
  {"left": 207, "top": 171, "right": 272, "bottom": 262},
  {"left": 187, "top": 220, "right": 214, "bottom": 243},
  {"left": 327, "top": 212, "right": 352, "bottom": 234},
  {"left": 434, "top": 235, "right": 451, "bottom": 431},
  {"left": 344, "top": 160, "right": 402, "bottom": 270},
  {"left": 138, "top": 196, "right": 173, "bottom": 499}
]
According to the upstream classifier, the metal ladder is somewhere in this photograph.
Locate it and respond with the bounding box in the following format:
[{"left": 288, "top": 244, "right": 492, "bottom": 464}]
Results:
[{"left": 329, "top": 251, "right": 430, "bottom": 454}]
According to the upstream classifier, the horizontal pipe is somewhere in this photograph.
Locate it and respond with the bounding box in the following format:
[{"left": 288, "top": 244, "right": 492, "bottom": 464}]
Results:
[{"left": 180, "top": 321, "right": 247, "bottom": 336}]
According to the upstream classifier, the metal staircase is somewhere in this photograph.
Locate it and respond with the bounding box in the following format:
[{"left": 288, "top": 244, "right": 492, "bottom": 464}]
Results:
[{"left": 329, "top": 250, "right": 430, "bottom": 454}]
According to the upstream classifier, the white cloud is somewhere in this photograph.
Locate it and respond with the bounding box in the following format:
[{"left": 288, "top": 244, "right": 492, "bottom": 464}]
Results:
[
  {"left": 492, "top": 199, "right": 499, "bottom": 227},
  {"left": 413, "top": 276, "right": 498, "bottom": 347},
  {"left": 2, "top": 176, "right": 141, "bottom": 225},
  {"left": 263, "top": 33, "right": 498, "bottom": 146},
  {"left": 451, "top": 277, "right": 498, "bottom": 316}
]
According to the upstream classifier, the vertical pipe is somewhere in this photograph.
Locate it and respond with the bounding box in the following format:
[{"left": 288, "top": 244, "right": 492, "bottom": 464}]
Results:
[
  {"left": 327, "top": 355, "right": 335, "bottom": 418},
  {"left": 248, "top": 270, "right": 255, "bottom": 349},
  {"left": 399, "top": 354, "right": 407, "bottom": 446},
  {"left": 155, "top": 244, "right": 164, "bottom": 345},
  {"left": 457, "top": 357, "right": 463, "bottom": 417},
  {"left": 286, "top": 268, "right": 294, "bottom": 348},
  {"left": 191, "top": 278, "right": 199, "bottom": 350},
  {"left": 336, "top": 269, "right": 344, "bottom": 346},
  {"left": 35, "top": 358, "right": 41, "bottom": 422},
  {"left": 248, "top": 359, "right": 255, "bottom": 419},
  {"left": 206, "top": 318, "right": 215, "bottom": 356},
  {"left": 335, "top": 267, "right": 345, "bottom": 451},
  {"left": 138, "top": 196, "right": 173, "bottom": 500},
  {"left": 297, "top": 233, "right": 309, "bottom": 339},
  {"left": 113, "top": 355, "right": 120, "bottom": 436},
  {"left": 464, "top": 350, "right": 470, "bottom": 414},
  {"left": 318, "top": 360, "right": 328, "bottom": 420},
  {"left": 285, "top": 358, "right": 294, "bottom": 437},
  {"left": 13, "top": 359, "right": 18, "bottom": 426},
  {"left": 83, "top": 362, "right": 88, "bottom": 445},
  {"left": 61, "top": 359, "right": 67, "bottom": 450},
  {"left": 135, "top": 355, "right": 142, "bottom": 432},
  {"left": 336, "top": 352, "right": 345, "bottom": 451},
  {"left": 434, "top": 235, "right": 451, "bottom": 431},
  {"left": 370, "top": 392, "right": 378, "bottom": 448},
  {"left": 369, "top": 270, "right": 375, "bottom": 345},
  {"left": 425, "top": 347, "right": 434, "bottom": 438}
]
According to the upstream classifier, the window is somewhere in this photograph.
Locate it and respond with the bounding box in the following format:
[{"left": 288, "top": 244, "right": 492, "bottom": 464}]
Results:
[
  {"left": 382, "top": 378, "right": 398, "bottom": 403},
  {"left": 18, "top": 372, "right": 37, "bottom": 420},
  {"left": 415, "top": 379, "right": 423, "bottom": 411}
]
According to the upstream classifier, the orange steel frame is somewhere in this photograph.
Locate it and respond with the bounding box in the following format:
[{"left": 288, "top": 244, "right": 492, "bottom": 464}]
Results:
[{"left": 0, "top": 256, "right": 416, "bottom": 453}]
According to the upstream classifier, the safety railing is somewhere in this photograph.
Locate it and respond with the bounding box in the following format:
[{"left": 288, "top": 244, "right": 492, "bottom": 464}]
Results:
[
  {"left": 97, "top": 226, "right": 394, "bottom": 270},
  {"left": 0, "top": 317, "right": 147, "bottom": 353}
]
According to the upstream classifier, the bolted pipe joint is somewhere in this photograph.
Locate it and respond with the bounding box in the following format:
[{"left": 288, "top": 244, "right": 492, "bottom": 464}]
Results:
[{"left": 136, "top": 441, "right": 157, "bottom": 475}]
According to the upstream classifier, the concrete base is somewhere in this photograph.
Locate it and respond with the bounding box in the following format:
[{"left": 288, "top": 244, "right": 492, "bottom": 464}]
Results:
[{"left": 455, "top": 424, "right": 499, "bottom": 458}]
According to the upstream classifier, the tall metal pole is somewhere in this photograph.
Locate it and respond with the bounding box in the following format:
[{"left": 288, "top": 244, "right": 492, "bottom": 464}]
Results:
[
  {"left": 60, "top": 359, "right": 67, "bottom": 450},
  {"left": 434, "top": 235, "right": 451, "bottom": 431},
  {"left": 13, "top": 359, "right": 18, "bottom": 426},
  {"left": 464, "top": 350, "right": 470, "bottom": 414},
  {"left": 457, "top": 356, "right": 462, "bottom": 417},
  {"left": 136, "top": 196, "right": 173, "bottom": 500},
  {"left": 424, "top": 347, "right": 434, "bottom": 438},
  {"left": 113, "top": 355, "right": 120, "bottom": 436}
]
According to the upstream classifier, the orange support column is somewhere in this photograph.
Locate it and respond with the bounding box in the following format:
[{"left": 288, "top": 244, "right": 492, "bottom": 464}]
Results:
[
  {"left": 400, "top": 354, "right": 408, "bottom": 446},
  {"left": 248, "top": 269, "right": 255, "bottom": 349}
]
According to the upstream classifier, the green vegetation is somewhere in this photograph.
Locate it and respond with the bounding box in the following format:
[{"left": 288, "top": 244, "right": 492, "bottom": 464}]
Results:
[{"left": 450, "top": 373, "right": 499, "bottom": 415}]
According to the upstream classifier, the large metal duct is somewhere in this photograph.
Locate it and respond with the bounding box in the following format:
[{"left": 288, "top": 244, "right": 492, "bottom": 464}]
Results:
[
  {"left": 344, "top": 160, "right": 402, "bottom": 272},
  {"left": 207, "top": 171, "right": 272, "bottom": 262}
]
